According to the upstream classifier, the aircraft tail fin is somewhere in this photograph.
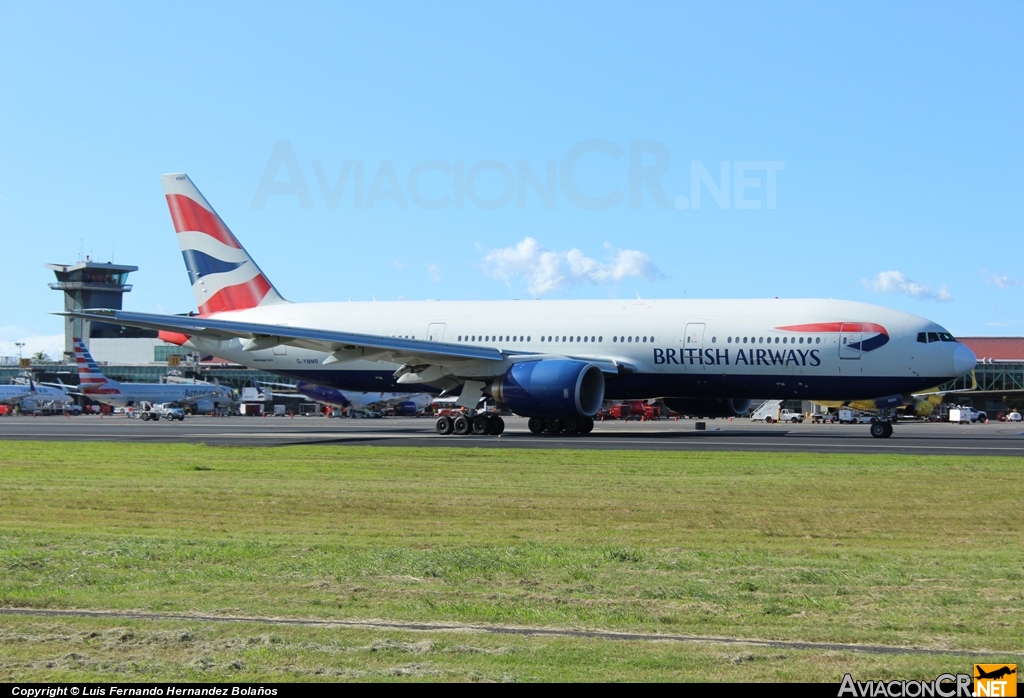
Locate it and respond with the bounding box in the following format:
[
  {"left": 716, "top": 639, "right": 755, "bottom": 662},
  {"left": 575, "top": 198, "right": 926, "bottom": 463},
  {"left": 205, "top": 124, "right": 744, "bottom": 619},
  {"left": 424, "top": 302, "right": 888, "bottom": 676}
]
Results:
[
  {"left": 161, "top": 173, "right": 287, "bottom": 315},
  {"left": 73, "top": 338, "right": 121, "bottom": 395}
]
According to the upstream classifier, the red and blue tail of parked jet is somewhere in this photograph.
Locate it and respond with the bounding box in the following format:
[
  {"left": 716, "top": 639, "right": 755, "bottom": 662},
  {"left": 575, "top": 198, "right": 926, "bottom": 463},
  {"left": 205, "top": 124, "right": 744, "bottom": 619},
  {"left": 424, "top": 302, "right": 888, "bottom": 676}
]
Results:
[{"left": 161, "top": 174, "right": 287, "bottom": 316}]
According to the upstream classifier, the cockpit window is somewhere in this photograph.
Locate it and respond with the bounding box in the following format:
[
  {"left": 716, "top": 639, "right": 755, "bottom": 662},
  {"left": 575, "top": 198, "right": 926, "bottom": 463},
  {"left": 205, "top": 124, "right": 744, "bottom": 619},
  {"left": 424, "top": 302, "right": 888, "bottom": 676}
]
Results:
[{"left": 919, "top": 331, "right": 958, "bottom": 343}]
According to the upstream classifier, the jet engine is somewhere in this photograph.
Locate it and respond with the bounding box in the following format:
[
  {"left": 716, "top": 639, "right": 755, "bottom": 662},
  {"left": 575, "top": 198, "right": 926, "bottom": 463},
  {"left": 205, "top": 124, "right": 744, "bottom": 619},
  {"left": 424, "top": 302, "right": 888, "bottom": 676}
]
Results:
[
  {"left": 490, "top": 360, "right": 605, "bottom": 418},
  {"left": 191, "top": 399, "right": 215, "bottom": 414},
  {"left": 662, "top": 398, "right": 751, "bottom": 418},
  {"left": 394, "top": 400, "right": 420, "bottom": 416}
]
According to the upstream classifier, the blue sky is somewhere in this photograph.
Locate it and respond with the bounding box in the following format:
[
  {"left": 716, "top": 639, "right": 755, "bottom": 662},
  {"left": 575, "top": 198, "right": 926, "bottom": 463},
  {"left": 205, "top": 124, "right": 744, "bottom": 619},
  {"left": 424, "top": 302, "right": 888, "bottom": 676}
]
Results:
[{"left": 1, "top": 1, "right": 1021, "bottom": 357}]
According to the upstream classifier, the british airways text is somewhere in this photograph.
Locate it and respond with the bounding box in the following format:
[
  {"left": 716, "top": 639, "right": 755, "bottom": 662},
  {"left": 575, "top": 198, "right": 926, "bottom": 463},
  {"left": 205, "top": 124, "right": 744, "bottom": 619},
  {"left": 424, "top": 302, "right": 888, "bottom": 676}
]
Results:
[{"left": 653, "top": 347, "right": 821, "bottom": 367}]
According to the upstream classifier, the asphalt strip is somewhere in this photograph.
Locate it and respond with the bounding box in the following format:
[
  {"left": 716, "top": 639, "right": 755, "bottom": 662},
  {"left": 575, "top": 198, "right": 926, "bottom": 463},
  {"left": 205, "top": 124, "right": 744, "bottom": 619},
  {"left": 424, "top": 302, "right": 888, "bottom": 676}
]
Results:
[{"left": 1, "top": 608, "right": 1019, "bottom": 659}]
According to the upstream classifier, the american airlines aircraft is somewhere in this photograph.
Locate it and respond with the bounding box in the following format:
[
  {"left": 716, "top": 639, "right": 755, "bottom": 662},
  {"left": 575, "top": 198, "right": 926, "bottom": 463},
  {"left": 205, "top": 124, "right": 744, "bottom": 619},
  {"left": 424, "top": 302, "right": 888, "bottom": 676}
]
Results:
[
  {"left": 64, "top": 174, "right": 977, "bottom": 439},
  {"left": 73, "top": 338, "right": 234, "bottom": 411}
]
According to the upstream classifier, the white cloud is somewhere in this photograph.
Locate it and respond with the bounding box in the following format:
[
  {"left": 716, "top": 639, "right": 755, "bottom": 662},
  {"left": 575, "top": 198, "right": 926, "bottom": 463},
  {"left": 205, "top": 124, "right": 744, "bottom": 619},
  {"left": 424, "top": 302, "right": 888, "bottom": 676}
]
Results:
[
  {"left": 985, "top": 273, "right": 1024, "bottom": 289},
  {"left": 0, "top": 326, "right": 66, "bottom": 361},
  {"left": 862, "top": 270, "right": 952, "bottom": 302},
  {"left": 481, "top": 237, "right": 661, "bottom": 295},
  {"left": 427, "top": 263, "right": 441, "bottom": 283}
]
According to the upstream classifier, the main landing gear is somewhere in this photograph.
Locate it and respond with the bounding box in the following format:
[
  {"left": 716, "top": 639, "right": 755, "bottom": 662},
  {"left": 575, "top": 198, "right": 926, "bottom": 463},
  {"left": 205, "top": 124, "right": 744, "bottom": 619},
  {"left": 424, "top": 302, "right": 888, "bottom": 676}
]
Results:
[
  {"left": 527, "top": 416, "right": 595, "bottom": 435},
  {"left": 869, "top": 420, "right": 894, "bottom": 439},
  {"left": 436, "top": 414, "right": 505, "bottom": 436}
]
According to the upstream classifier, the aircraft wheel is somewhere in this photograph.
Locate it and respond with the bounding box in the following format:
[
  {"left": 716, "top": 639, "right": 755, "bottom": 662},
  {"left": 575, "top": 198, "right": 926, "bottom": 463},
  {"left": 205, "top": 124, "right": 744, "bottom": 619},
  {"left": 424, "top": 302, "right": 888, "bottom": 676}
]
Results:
[
  {"left": 545, "top": 418, "right": 562, "bottom": 434},
  {"left": 580, "top": 416, "right": 594, "bottom": 434},
  {"left": 436, "top": 416, "right": 453, "bottom": 435},
  {"left": 882, "top": 421, "right": 893, "bottom": 438},
  {"left": 472, "top": 415, "right": 490, "bottom": 435},
  {"left": 563, "top": 417, "right": 580, "bottom": 434},
  {"left": 527, "top": 417, "right": 545, "bottom": 435},
  {"left": 488, "top": 415, "right": 505, "bottom": 435},
  {"left": 453, "top": 415, "right": 472, "bottom": 435},
  {"left": 870, "top": 422, "right": 889, "bottom": 438}
]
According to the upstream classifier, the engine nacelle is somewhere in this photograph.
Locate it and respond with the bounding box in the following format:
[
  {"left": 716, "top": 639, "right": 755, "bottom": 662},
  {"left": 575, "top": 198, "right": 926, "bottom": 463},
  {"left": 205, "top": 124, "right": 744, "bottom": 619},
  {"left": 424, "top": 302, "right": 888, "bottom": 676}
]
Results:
[
  {"left": 663, "top": 398, "right": 751, "bottom": 418},
  {"left": 491, "top": 360, "right": 605, "bottom": 418},
  {"left": 394, "top": 400, "right": 419, "bottom": 416},
  {"left": 191, "top": 399, "right": 215, "bottom": 414}
]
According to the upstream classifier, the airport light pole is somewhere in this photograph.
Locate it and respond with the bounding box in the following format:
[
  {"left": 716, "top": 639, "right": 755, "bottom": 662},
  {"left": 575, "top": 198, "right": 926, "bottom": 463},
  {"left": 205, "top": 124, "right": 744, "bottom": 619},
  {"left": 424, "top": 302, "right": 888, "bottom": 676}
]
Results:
[{"left": 15, "top": 342, "right": 24, "bottom": 360}]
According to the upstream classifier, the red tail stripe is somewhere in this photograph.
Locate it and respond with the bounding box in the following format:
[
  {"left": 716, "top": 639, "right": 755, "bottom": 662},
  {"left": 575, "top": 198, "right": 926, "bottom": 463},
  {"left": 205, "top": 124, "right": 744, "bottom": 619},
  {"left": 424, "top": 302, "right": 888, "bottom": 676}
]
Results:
[
  {"left": 198, "top": 274, "right": 272, "bottom": 315},
  {"left": 166, "top": 194, "right": 241, "bottom": 249}
]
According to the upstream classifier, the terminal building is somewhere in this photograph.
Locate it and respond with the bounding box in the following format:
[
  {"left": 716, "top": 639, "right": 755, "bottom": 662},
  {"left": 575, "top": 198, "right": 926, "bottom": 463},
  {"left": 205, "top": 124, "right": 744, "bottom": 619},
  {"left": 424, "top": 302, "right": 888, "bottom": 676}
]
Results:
[{"left": 1, "top": 258, "right": 1022, "bottom": 414}]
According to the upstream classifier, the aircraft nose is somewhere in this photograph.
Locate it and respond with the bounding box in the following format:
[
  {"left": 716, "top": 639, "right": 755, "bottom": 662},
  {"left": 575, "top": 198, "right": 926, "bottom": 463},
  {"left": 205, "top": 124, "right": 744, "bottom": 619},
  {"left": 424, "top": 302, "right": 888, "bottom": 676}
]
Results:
[{"left": 953, "top": 343, "right": 977, "bottom": 377}]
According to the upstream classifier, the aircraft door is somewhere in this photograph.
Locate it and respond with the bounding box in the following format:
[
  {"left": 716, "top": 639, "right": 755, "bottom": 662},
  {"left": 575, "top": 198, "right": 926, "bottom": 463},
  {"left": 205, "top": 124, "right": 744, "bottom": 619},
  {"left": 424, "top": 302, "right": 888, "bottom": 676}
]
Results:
[
  {"left": 683, "top": 323, "right": 705, "bottom": 370},
  {"left": 839, "top": 324, "right": 861, "bottom": 360},
  {"left": 427, "top": 323, "right": 446, "bottom": 342}
]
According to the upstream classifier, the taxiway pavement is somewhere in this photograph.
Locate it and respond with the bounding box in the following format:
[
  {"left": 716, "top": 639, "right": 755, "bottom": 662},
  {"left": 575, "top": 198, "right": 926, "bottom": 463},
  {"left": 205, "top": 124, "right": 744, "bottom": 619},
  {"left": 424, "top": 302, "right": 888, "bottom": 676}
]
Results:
[{"left": 2, "top": 415, "right": 1022, "bottom": 455}]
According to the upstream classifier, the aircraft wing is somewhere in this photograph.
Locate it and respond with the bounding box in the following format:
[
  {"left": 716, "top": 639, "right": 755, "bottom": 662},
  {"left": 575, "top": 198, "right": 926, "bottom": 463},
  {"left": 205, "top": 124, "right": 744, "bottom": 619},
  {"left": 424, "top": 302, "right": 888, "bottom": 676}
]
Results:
[
  {"left": 60, "top": 309, "right": 625, "bottom": 375},
  {"left": 61, "top": 309, "right": 505, "bottom": 365}
]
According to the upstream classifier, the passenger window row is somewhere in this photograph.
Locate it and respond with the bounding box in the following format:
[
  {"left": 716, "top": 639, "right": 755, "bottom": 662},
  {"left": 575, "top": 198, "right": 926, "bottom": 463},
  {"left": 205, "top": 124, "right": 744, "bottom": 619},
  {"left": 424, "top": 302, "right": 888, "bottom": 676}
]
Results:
[
  {"left": 725, "top": 336, "right": 821, "bottom": 345},
  {"left": 452, "top": 335, "right": 665, "bottom": 345},
  {"left": 457, "top": 335, "right": 531, "bottom": 342}
]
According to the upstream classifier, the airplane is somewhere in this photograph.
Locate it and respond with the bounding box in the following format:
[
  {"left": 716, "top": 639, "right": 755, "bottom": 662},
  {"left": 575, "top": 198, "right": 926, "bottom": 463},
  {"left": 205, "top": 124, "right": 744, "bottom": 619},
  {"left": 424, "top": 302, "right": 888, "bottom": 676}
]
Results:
[
  {"left": 247, "top": 380, "right": 433, "bottom": 416},
  {"left": 975, "top": 666, "right": 1016, "bottom": 681},
  {"left": 0, "top": 382, "right": 33, "bottom": 406},
  {"left": 0, "top": 378, "right": 77, "bottom": 412},
  {"left": 814, "top": 372, "right": 980, "bottom": 419},
  {"left": 273, "top": 380, "right": 433, "bottom": 415},
  {"left": 72, "top": 338, "right": 234, "bottom": 411},
  {"left": 62, "top": 173, "right": 977, "bottom": 439}
]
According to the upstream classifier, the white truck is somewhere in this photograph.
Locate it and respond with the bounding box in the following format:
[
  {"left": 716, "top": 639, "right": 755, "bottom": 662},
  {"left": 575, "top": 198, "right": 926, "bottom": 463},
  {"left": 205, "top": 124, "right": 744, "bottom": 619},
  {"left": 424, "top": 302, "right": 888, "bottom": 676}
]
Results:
[
  {"left": 778, "top": 409, "right": 805, "bottom": 424},
  {"left": 134, "top": 401, "right": 186, "bottom": 421},
  {"left": 948, "top": 406, "right": 987, "bottom": 424},
  {"left": 750, "top": 400, "right": 804, "bottom": 423}
]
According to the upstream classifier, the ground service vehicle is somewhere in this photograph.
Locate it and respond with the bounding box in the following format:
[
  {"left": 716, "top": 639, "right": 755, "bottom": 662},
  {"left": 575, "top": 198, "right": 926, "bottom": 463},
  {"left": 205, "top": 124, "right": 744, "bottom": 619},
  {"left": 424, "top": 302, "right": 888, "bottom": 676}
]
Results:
[
  {"left": 949, "top": 407, "right": 987, "bottom": 423},
  {"left": 135, "top": 402, "right": 186, "bottom": 421}
]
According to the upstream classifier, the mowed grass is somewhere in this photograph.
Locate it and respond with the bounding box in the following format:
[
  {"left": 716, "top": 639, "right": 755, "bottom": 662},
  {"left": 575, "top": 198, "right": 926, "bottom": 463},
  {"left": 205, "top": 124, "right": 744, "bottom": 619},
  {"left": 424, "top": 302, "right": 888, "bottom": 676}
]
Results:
[
  {"left": 0, "top": 615, "right": 999, "bottom": 683},
  {"left": 0, "top": 442, "right": 1021, "bottom": 680}
]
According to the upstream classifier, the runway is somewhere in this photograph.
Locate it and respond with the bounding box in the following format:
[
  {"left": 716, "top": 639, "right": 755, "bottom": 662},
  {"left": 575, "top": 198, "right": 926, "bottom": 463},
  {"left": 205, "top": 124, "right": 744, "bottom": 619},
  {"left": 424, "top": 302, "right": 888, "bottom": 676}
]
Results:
[{"left": 2, "top": 414, "right": 1023, "bottom": 454}]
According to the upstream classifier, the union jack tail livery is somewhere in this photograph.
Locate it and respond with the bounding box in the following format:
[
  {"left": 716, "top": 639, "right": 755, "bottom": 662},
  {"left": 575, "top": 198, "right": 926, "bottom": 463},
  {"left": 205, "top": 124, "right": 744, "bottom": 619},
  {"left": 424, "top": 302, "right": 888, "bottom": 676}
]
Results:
[
  {"left": 73, "top": 338, "right": 121, "bottom": 396},
  {"left": 161, "top": 174, "right": 287, "bottom": 315}
]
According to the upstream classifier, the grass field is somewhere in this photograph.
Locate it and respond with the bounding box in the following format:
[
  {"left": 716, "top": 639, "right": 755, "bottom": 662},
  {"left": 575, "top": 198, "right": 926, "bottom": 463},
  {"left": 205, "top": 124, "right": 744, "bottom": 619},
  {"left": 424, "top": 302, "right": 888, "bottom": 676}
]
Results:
[{"left": 0, "top": 442, "right": 1021, "bottom": 681}]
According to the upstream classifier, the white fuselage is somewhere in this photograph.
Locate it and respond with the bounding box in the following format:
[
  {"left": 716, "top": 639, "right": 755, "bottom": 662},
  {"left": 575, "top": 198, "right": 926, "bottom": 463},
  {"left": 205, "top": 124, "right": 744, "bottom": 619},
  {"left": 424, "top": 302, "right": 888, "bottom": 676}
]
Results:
[
  {"left": 181, "top": 297, "right": 973, "bottom": 401},
  {"left": 85, "top": 382, "right": 232, "bottom": 409},
  {"left": 1, "top": 384, "right": 73, "bottom": 408}
]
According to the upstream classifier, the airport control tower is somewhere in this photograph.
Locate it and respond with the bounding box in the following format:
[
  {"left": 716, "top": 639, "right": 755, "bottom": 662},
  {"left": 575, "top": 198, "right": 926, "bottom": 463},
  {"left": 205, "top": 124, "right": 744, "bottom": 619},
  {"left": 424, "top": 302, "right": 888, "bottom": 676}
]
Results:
[{"left": 47, "top": 258, "right": 147, "bottom": 359}]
